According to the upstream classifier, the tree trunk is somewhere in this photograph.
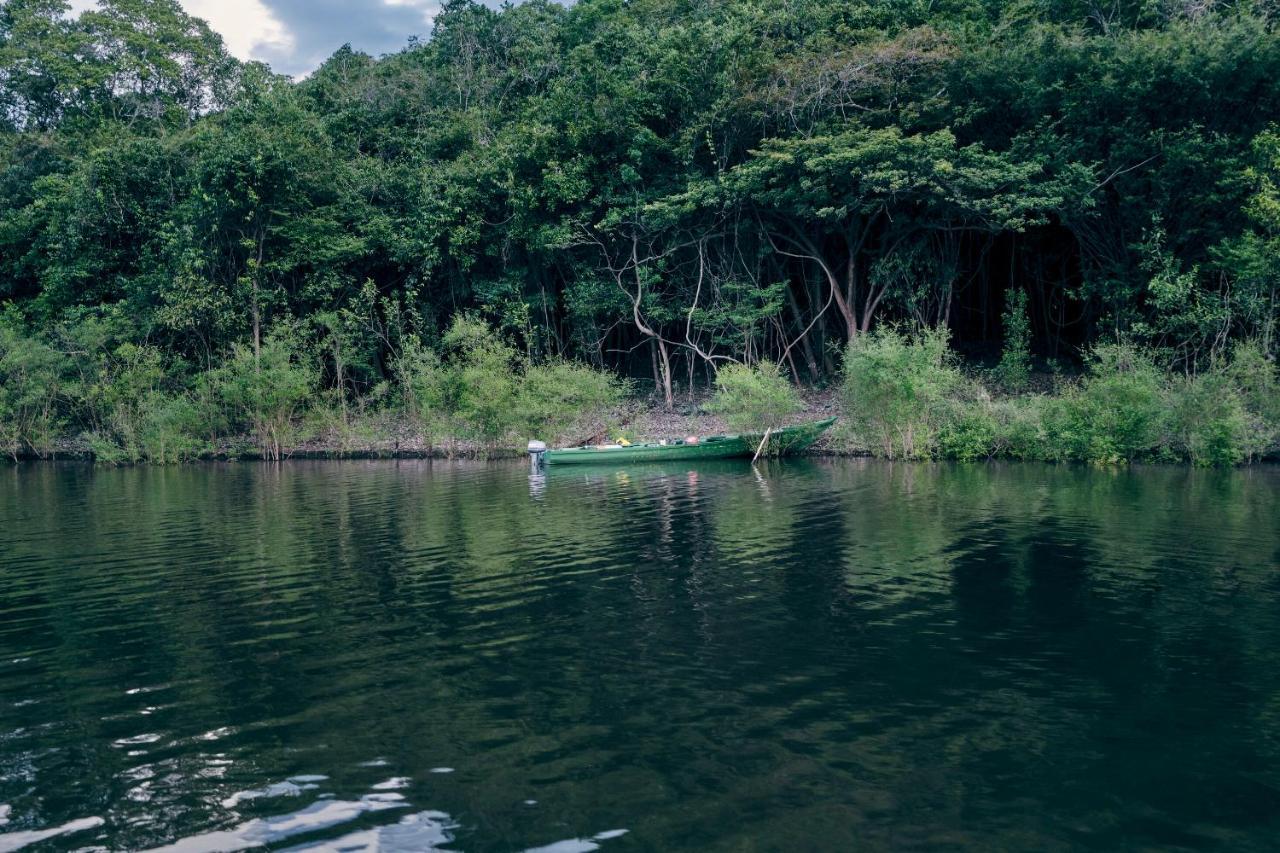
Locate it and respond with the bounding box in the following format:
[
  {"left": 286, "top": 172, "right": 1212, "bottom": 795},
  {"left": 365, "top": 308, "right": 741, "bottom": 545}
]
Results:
[
  {"left": 251, "top": 225, "right": 266, "bottom": 372},
  {"left": 786, "top": 283, "right": 820, "bottom": 380},
  {"left": 333, "top": 335, "right": 347, "bottom": 427},
  {"left": 650, "top": 337, "right": 661, "bottom": 391},
  {"left": 251, "top": 278, "right": 261, "bottom": 371},
  {"left": 657, "top": 338, "right": 674, "bottom": 411},
  {"left": 832, "top": 274, "right": 857, "bottom": 341}
]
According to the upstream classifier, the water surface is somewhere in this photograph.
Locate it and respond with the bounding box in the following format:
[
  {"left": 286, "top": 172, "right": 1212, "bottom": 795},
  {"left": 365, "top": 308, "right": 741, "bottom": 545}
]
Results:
[{"left": 1, "top": 460, "right": 1278, "bottom": 851}]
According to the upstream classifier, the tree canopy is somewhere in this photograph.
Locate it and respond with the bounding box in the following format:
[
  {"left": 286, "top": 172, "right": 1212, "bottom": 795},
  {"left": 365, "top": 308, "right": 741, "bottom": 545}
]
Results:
[{"left": 2, "top": 0, "right": 1278, "bottom": 405}]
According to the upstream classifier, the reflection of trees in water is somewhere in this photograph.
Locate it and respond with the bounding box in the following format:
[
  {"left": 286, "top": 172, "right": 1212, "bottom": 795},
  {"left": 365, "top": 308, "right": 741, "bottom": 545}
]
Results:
[
  {"left": 830, "top": 461, "right": 1011, "bottom": 607},
  {"left": 707, "top": 462, "right": 800, "bottom": 567},
  {"left": 3, "top": 461, "right": 1279, "bottom": 849},
  {"left": 830, "top": 462, "right": 1280, "bottom": 619},
  {"left": 825, "top": 460, "right": 1280, "bottom": 843}
]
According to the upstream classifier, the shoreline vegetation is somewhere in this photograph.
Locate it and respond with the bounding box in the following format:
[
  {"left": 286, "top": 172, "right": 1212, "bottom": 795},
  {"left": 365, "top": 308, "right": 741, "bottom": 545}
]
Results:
[
  {"left": 4, "top": 318, "right": 1277, "bottom": 467},
  {"left": 3, "top": 2, "right": 1280, "bottom": 468}
]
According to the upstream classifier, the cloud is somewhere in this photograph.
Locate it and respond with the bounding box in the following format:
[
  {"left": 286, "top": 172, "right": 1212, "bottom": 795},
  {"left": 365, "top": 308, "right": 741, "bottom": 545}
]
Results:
[
  {"left": 65, "top": 0, "right": 300, "bottom": 73},
  {"left": 182, "top": 0, "right": 294, "bottom": 66},
  {"left": 383, "top": 0, "right": 443, "bottom": 16},
  {"left": 247, "top": 0, "right": 442, "bottom": 76},
  {"left": 67, "top": 0, "right": 519, "bottom": 78}
]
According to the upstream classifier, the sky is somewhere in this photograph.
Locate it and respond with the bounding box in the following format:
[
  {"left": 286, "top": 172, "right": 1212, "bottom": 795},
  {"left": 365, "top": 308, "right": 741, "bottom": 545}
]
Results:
[{"left": 66, "top": 0, "right": 450, "bottom": 77}]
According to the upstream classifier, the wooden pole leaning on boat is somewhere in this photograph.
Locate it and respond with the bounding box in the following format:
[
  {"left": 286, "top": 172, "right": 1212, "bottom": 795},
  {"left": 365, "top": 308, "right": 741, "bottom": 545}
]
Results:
[{"left": 752, "top": 427, "right": 773, "bottom": 463}]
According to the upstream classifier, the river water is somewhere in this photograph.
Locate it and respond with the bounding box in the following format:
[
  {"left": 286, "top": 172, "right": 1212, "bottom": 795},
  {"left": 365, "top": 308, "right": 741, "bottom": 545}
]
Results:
[{"left": 1, "top": 460, "right": 1278, "bottom": 851}]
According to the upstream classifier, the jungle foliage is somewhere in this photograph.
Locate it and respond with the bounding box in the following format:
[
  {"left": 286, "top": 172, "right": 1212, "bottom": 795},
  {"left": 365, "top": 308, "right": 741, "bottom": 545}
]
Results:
[{"left": 2, "top": 0, "right": 1279, "bottom": 462}]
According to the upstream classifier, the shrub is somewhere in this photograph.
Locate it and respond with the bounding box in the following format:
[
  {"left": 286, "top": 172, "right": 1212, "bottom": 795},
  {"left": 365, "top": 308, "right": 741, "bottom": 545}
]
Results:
[
  {"left": 705, "top": 360, "right": 802, "bottom": 433},
  {"left": 1225, "top": 340, "right": 1280, "bottom": 460},
  {"left": 137, "top": 392, "right": 207, "bottom": 463},
  {"left": 1165, "top": 371, "right": 1248, "bottom": 467},
  {"left": 938, "top": 398, "right": 999, "bottom": 461},
  {"left": 210, "top": 332, "right": 317, "bottom": 460},
  {"left": 396, "top": 317, "right": 625, "bottom": 449},
  {"left": 78, "top": 342, "right": 166, "bottom": 463},
  {"left": 841, "top": 326, "right": 961, "bottom": 459},
  {"left": 443, "top": 315, "right": 524, "bottom": 445},
  {"left": 394, "top": 339, "right": 456, "bottom": 445},
  {"left": 990, "top": 396, "right": 1047, "bottom": 460},
  {"left": 995, "top": 288, "right": 1032, "bottom": 391},
  {"left": 1044, "top": 344, "right": 1166, "bottom": 464},
  {"left": 0, "top": 323, "right": 65, "bottom": 460},
  {"left": 190, "top": 369, "right": 233, "bottom": 444},
  {"left": 88, "top": 390, "right": 209, "bottom": 465},
  {"left": 86, "top": 432, "right": 130, "bottom": 466},
  {"left": 519, "top": 359, "right": 624, "bottom": 441}
]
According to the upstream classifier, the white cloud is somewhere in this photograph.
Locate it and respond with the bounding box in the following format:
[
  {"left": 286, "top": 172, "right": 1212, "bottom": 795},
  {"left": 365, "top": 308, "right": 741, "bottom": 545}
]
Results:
[
  {"left": 63, "top": 0, "right": 294, "bottom": 66},
  {"left": 181, "top": 0, "right": 294, "bottom": 63},
  {"left": 64, "top": 0, "right": 466, "bottom": 77},
  {"left": 381, "top": 0, "right": 443, "bottom": 22}
]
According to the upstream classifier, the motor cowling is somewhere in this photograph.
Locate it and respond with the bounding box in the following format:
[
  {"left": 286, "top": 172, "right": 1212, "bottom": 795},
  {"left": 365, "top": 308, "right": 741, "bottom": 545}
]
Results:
[{"left": 527, "top": 439, "right": 547, "bottom": 469}]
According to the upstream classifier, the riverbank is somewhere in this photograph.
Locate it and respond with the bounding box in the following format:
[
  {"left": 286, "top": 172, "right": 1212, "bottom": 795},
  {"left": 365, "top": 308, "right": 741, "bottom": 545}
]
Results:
[
  {"left": 5, "top": 332, "right": 1278, "bottom": 467},
  {"left": 14, "top": 408, "right": 1280, "bottom": 466},
  {"left": 9, "top": 390, "right": 849, "bottom": 462}
]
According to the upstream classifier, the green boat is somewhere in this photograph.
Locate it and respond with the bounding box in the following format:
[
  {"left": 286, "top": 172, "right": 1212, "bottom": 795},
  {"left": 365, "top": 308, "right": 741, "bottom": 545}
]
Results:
[{"left": 531, "top": 417, "right": 836, "bottom": 466}]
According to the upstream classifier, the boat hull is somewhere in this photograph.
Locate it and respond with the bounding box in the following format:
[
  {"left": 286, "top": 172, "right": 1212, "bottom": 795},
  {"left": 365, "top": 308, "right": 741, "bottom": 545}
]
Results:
[{"left": 543, "top": 417, "right": 835, "bottom": 465}]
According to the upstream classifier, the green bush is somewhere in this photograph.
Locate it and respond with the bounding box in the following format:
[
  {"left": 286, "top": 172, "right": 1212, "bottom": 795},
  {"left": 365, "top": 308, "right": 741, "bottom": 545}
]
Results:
[
  {"left": 443, "top": 315, "right": 524, "bottom": 445},
  {"left": 995, "top": 288, "right": 1032, "bottom": 392},
  {"left": 990, "top": 396, "right": 1048, "bottom": 460},
  {"left": 137, "top": 392, "right": 208, "bottom": 463},
  {"left": 9, "top": 313, "right": 208, "bottom": 465},
  {"left": 705, "top": 360, "right": 802, "bottom": 433},
  {"left": 938, "top": 400, "right": 998, "bottom": 461},
  {"left": 520, "top": 359, "right": 624, "bottom": 442},
  {"left": 395, "top": 317, "right": 624, "bottom": 450},
  {"left": 833, "top": 328, "right": 1273, "bottom": 467},
  {"left": 86, "top": 432, "right": 130, "bottom": 466},
  {"left": 841, "top": 326, "right": 961, "bottom": 459},
  {"left": 1043, "top": 344, "right": 1167, "bottom": 464},
  {"left": 210, "top": 332, "right": 317, "bottom": 460},
  {"left": 88, "top": 390, "right": 209, "bottom": 465},
  {"left": 78, "top": 342, "right": 166, "bottom": 463},
  {"left": 1225, "top": 340, "right": 1280, "bottom": 460},
  {"left": 0, "top": 323, "right": 65, "bottom": 460},
  {"left": 1165, "top": 371, "right": 1248, "bottom": 467},
  {"left": 190, "top": 369, "right": 233, "bottom": 444},
  {"left": 395, "top": 339, "right": 456, "bottom": 444}
]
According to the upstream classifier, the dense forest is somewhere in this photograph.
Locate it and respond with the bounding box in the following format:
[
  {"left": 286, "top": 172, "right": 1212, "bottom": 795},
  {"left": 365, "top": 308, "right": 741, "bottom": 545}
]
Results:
[{"left": 1, "top": 0, "right": 1278, "bottom": 462}]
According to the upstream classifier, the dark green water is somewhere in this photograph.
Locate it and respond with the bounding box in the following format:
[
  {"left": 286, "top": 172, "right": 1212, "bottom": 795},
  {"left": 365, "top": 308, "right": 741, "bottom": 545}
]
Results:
[{"left": 2, "top": 460, "right": 1279, "bottom": 852}]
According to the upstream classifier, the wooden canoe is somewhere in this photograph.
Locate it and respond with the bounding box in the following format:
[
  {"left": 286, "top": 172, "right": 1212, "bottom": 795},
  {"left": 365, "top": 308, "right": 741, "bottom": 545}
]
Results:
[{"left": 541, "top": 417, "right": 836, "bottom": 465}]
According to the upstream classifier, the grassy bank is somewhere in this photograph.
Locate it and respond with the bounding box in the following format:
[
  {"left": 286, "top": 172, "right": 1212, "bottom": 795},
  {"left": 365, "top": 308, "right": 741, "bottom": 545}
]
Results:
[
  {"left": 837, "top": 329, "right": 1280, "bottom": 466},
  {"left": 3, "top": 317, "right": 1278, "bottom": 467}
]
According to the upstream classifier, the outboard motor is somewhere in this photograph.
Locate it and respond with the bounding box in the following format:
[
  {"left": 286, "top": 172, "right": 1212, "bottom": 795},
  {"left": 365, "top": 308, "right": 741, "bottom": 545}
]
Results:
[{"left": 527, "top": 439, "right": 547, "bottom": 471}]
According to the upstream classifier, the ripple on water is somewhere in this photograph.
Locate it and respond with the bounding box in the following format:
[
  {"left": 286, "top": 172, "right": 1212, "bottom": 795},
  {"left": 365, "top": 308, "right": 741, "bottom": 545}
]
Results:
[
  {"left": 370, "top": 777, "right": 411, "bottom": 790},
  {"left": 1, "top": 460, "right": 1278, "bottom": 851},
  {"left": 523, "top": 829, "right": 630, "bottom": 853},
  {"left": 0, "top": 816, "right": 105, "bottom": 853},
  {"left": 220, "top": 776, "right": 327, "bottom": 809},
  {"left": 143, "top": 793, "right": 409, "bottom": 853},
  {"left": 281, "top": 809, "right": 456, "bottom": 852}
]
